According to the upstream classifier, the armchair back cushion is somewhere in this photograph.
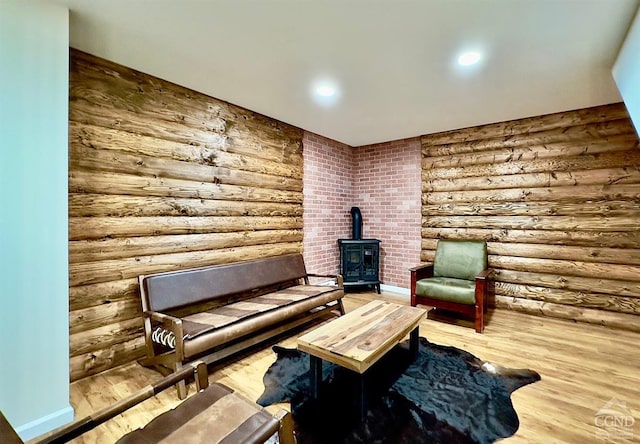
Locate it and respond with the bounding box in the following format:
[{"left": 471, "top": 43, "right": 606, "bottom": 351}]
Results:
[{"left": 433, "top": 240, "right": 487, "bottom": 281}]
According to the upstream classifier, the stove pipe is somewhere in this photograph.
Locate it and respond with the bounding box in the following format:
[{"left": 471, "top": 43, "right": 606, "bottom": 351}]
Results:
[{"left": 350, "top": 207, "right": 362, "bottom": 240}]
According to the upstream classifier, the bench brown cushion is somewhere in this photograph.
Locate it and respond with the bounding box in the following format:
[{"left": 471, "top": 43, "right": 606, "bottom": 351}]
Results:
[
  {"left": 180, "top": 285, "right": 339, "bottom": 339},
  {"left": 117, "top": 383, "right": 279, "bottom": 444},
  {"left": 182, "top": 287, "right": 343, "bottom": 359},
  {"left": 150, "top": 285, "right": 341, "bottom": 351}
]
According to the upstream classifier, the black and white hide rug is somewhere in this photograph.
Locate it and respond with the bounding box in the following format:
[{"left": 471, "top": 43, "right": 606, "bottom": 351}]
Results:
[{"left": 257, "top": 337, "right": 540, "bottom": 444}]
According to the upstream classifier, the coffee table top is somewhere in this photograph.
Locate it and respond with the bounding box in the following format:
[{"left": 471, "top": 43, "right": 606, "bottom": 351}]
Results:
[{"left": 297, "top": 300, "right": 426, "bottom": 373}]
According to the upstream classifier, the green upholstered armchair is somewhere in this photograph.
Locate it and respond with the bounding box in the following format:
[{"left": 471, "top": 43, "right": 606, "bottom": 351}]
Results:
[{"left": 410, "top": 239, "right": 493, "bottom": 333}]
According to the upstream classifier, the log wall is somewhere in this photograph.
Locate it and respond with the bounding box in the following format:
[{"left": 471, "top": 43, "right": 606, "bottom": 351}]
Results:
[
  {"left": 421, "top": 103, "right": 640, "bottom": 332},
  {"left": 69, "top": 50, "right": 304, "bottom": 381}
]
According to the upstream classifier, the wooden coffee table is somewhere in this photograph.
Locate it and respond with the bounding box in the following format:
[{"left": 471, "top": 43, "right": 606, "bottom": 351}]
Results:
[{"left": 297, "top": 300, "right": 427, "bottom": 419}]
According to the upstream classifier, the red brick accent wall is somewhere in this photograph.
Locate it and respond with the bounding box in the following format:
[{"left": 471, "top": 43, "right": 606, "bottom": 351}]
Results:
[
  {"left": 302, "top": 132, "right": 354, "bottom": 276},
  {"left": 303, "top": 131, "right": 422, "bottom": 290},
  {"left": 352, "top": 138, "right": 422, "bottom": 289}
]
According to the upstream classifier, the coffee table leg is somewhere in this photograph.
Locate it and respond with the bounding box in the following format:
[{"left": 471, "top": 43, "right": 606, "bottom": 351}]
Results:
[
  {"left": 410, "top": 326, "right": 419, "bottom": 360},
  {"left": 310, "top": 355, "right": 322, "bottom": 399},
  {"left": 357, "top": 373, "right": 367, "bottom": 421}
]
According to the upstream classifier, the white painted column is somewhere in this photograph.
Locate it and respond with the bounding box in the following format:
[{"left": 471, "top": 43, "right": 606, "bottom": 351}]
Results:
[
  {"left": 613, "top": 7, "right": 640, "bottom": 136},
  {"left": 0, "top": 1, "right": 73, "bottom": 440}
]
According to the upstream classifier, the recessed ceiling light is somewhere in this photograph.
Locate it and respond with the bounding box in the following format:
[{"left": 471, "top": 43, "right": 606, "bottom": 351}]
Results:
[
  {"left": 458, "top": 51, "right": 482, "bottom": 66},
  {"left": 311, "top": 79, "right": 340, "bottom": 106},
  {"left": 315, "top": 84, "right": 336, "bottom": 97}
]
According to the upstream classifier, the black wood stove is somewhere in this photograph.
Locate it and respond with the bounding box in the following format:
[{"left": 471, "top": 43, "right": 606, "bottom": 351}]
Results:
[{"left": 338, "top": 207, "right": 381, "bottom": 293}]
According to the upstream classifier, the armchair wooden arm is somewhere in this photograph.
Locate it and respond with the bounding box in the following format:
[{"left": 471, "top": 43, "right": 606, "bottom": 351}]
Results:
[
  {"left": 409, "top": 263, "right": 434, "bottom": 280},
  {"left": 410, "top": 264, "right": 434, "bottom": 307},
  {"left": 475, "top": 268, "right": 493, "bottom": 280}
]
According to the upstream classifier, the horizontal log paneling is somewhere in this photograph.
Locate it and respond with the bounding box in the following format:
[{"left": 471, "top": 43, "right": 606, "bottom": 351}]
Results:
[
  {"left": 490, "top": 256, "right": 640, "bottom": 282},
  {"left": 421, "top": 227, "right": 640, "bottom": 249},
  {"left": 423, "top": 148, "right": 640, "bottom": 180},
  {"left": 69, "top": 243, "right": 302, "bottom": 287},
  {"left": 69, "top": 50, "right": 304, "bottom": 380},
  {"left": 70, "top": 55, "right": 303, "bottom": 165},
  {"left": 70, "top": 318, "right": 143, "bottom": 358},
  {"left": 70, "top": 145, "right": 303, "bottom": 191},
  {"left": 423, "top": 165, "right": 640, "bottom": 192},
  {"left": 69, "top": 230, "right": 303, "bottom": 263},
  {"left": 69, "top": 194, "right": 302, "bottom": 218},
  {"left": 70, "top": 337, "right": 146, "bottom": 382},
  {"left": 423, "top": 183, "right": 640, "bottom": 204},
  {"left": 423, "top": 119, "right": 636, "bottom": 156},
  {"left": 421, "top": 250, "right": 640, "bottom": 298},
  {"left": 422, "top": 200, "right": 640, "bottom": 217},
  {"left": 495, "top": 282, "right": 640, "bottom": 315},
  {"left": 493, "top": 296, "right": 640, "bottom": 333},
  {"left": 70, "top": 50, "right": 300, "bottom": 136},
  {"left": 69, "top": 216, "right": 302, "bottom": 240},
  {"left": 421, "top": 241, "right": 640, "bottom": 266},
  {"left": 422, "top": 134, "right": 638, "bottom": 169},
  {"left": 421, "top": 250, "right": 640, "bottom": 287},
  {"left": 495, "top": 269, "right": 640, "bottom": 299},
  {"left": 69, "top": 279, "right": 139, "bottom": 312},
  {"left": 69, "top": 171, "right": 302, "bottom": 203},
  {"left": 421, "top": 103, "right": 640, "bottom": 329},
  {"left": 70, "top": 299, "right": 142, "bottom": 335},
  {"left": 421, "top": 103, "right": 633, "bottom": 146},
  {"left": 70, "top": 122, "right": 303, "bottom": 180},
  {"left": 422, "top": 215, "right": 638, "bottom": 231}
]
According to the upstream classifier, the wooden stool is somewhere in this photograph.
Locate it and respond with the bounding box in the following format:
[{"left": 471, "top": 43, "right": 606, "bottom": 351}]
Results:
[
  {"left": 117, "top": 383, "right": 294, "bottom": 444},
  {"left": 2, "top": 362, "right": 294, "bottom": 444}
]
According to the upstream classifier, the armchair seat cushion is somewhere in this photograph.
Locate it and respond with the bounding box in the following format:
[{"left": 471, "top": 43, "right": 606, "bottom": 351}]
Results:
[{"left": 415, "top": 277, "right": 476, "bottom": 305}]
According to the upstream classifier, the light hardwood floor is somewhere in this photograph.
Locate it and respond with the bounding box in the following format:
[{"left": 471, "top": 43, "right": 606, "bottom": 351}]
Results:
[{"left": 60, "top": 292, "right": 639, "bottom": 443}]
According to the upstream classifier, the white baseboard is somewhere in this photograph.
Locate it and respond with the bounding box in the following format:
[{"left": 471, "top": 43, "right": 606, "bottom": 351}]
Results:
[
  {"left": 15, "top": 405, "right": 74, "bottom": 441},
  {"left": 380, "top": 284, "right": 410, "bottom": 298}
]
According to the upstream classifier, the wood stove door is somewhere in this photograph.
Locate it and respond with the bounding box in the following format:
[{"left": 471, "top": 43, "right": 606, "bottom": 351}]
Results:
[
  {"left": 361, "top": 244, "right": 379, "bottom": 281},
  {"left": 344, "top": 244, "right": 364, "bottom": 281}
]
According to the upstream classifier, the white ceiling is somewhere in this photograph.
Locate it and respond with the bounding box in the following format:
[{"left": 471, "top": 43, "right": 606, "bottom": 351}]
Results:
[{"left": 49, "top": 0, "right": 639, "bottom": 146}]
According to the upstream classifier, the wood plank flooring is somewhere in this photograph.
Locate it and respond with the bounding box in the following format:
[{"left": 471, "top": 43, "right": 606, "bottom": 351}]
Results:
[{"left": 58, "top": 291, "right": 640, "bottom": 443}]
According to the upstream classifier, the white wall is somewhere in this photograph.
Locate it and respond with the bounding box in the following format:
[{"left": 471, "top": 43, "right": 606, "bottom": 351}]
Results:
[
  {"left": 613, "top": 7, "right": 640, "bottom": 136},
  {"left": 0, "top": 0, "right": 73, "bottom": 440}
]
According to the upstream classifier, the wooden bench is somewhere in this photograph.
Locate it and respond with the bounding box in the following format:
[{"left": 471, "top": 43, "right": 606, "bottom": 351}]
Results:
[{"left": 139, "top": 253, "right": 345, "bottom": 398}]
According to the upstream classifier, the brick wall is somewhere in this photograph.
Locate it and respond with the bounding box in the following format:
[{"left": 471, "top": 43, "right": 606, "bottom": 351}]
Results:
[
  {"left": 352, "top": 138, "right": 422, "bottom": 290},
  {"left": 302, "top": 132, "right": 354, "bottom": 277},
  {"left": 303, "top": 131, "right": 422, "bottom": 291}
]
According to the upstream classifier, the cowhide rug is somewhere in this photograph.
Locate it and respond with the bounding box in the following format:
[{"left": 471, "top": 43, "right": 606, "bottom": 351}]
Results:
[{"left": 257, "top": 337, "right": 540, "bottom": 444}]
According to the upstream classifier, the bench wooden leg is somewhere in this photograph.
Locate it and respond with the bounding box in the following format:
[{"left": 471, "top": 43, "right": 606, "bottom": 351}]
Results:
[
  {"left": 337, "top": 299, "right": 346, "bottom": 315},
  {"left": 174, "top": 361, "right": 187, "bottom": 399},
  {"left": 274, "top": 409, "right": 296, "bottom": 444}
]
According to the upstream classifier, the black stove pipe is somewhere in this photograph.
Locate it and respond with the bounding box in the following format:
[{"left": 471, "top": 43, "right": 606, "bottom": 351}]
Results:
[{"left": 351, "top": 207, "right": 362, "bottom": 240}]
